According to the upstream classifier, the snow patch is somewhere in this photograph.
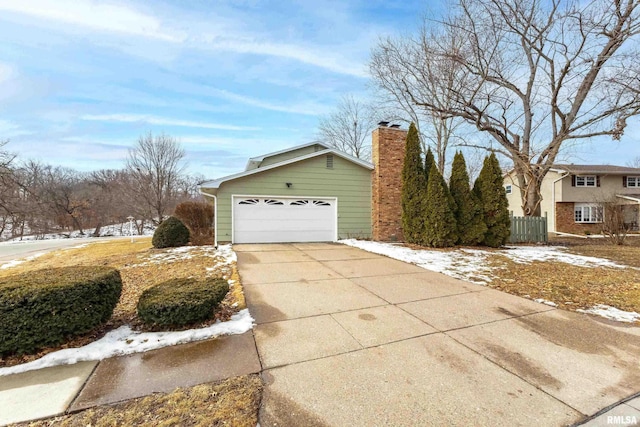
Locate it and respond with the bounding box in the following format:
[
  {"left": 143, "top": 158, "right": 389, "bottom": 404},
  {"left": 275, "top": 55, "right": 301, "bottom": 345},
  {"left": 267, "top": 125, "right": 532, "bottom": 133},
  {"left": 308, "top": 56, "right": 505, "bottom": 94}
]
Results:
[
  {"left": 0, "top": 252, "right": 45, "bottom": 270},
  {"left": 0, "top": 309, "right": 255, "bottom": 377},
  {"left": 501, "top": 246, "right": 624, "bottom": 268},
  {"left": 577, "top": 305, "right": 640, "bottom": 323},
  {"left": 534, "top": 298, "right": 558, "bottom": 307},
  {"left": 340, "top": 240, "right": 630, "bottom": 286},
  {"left": 3, "top": 221, "right": 156, "bottom": 242}
]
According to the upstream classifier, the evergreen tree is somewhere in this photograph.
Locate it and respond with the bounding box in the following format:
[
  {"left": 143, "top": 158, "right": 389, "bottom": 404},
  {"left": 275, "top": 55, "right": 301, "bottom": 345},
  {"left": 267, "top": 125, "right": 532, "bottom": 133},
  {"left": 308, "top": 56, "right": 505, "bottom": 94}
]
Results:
[
  {"left": 473, "top": 153, "right": 511, "bottom": 247},
  {"left": 424, "top": 148, "right": 436, "bottom": 185},
  {"left": 424, "top": 165, "right": 458, "bottom": 247},
  {"left": 401, "top": 123, "right": 428, "bottom": 244},
  {"left": 449, "top": 151, "right": 487, "bottom": 245}
]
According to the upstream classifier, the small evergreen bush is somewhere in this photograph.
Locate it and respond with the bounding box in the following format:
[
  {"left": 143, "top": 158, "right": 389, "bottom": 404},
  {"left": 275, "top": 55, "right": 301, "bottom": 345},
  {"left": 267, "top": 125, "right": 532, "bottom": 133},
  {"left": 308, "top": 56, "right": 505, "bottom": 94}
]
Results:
[
  {"left": 424, "top": 166, "right": 458, "bottom": 247},
  {"left": 152, "top": 216, "right": 190, "bottom": 248},
  {"left": 137, "top": 277, "right": 229, "bottom": 326},
  {"left": 450, "top": 151, "right": 487, "bottom": 245},
  {"left": 174, "top": 201, "right": 214, "bottom": 246},
  {"left": 0, "top": 266, "right": 122, "bottom": 356},
  {"left": 473, "top": 153, "right": 511, "bottom": 247}
]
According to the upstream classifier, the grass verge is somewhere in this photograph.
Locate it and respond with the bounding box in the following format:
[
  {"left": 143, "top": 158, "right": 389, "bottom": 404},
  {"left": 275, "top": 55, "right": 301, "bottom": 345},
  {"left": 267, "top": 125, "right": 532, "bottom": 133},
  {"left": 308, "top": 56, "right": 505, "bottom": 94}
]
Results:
[{"left": 19, "top": 375, "right": 263, "bottom": 427}]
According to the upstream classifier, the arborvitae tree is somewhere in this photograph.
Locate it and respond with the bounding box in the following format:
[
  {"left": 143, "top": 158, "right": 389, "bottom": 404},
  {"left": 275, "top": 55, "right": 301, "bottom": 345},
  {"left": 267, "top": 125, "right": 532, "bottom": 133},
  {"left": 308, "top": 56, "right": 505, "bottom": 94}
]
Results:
[
  {"left": 424, "top": 165, "right": 458, "bottom": 247},
  {"left": 424, "top": 148, "right": 436, "bottom": 185},
  {"left": 401, "top": 123, "right": 428, "bottom": 244},
  {"left": 449, "top": 151, "right": 487, "bottom": 245},
  {"left": 473, "top": 153, "right": 511, "bottom": 247}
]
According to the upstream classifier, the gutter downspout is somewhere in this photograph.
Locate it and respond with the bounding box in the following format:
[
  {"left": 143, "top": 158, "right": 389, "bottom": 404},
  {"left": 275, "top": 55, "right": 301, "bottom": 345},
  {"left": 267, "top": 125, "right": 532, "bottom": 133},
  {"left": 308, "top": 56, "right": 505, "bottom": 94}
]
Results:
[
  {"left": 551, "top": 172, "right": 570, "bottom": 234},
  {"left": 198, "top": 189, "right": 218, "bottom": 248}
]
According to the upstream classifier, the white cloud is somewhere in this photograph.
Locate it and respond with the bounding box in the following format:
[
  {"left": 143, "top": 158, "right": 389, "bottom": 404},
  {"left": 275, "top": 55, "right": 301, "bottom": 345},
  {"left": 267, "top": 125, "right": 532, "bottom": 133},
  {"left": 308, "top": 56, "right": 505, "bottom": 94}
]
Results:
[
  {"left": 199, "top": 37, "right": 367, "bottom": 78},
  {"left": 0, "top": 119, "right": 32, "bottom": 137},
  {"left": 80, "top": 114, "right": 260, "bottom": 131},
  {"left": 0, "top": 62, "right": 15, "bottom": 83},
  {"left": 0, "top": 0, "right": 184, "bottom": 42},
  {"left": 207, "top": 87, "right": 328, "bottom": 116},
  {"left": 0, "top": 1, "right": 367, "bottom": 78}
]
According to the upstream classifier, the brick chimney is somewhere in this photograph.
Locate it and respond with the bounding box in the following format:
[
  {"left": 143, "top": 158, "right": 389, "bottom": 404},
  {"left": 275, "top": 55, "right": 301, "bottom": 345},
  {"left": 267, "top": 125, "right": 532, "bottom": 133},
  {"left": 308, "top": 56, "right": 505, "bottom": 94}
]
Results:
[{"left": 371, "top": 123, "right": 407, "bottom": 241}]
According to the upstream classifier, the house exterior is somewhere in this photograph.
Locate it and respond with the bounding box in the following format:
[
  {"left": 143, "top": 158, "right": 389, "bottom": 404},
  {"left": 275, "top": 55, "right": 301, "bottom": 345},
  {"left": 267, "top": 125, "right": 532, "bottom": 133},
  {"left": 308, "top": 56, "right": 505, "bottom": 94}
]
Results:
[
  {"left": 199, "top": 125, "right": 408, "bottom": 245},
  {"left": 504, "top": 165, "right": 640, "bottom": 235}
]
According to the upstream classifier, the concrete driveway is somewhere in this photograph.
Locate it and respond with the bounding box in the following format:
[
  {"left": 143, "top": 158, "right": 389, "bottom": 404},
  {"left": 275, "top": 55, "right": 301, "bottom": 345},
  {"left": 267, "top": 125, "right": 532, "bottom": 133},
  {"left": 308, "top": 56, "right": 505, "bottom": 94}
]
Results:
[{"left": 236, "top": 242, "right": 640, "bottom": 427}]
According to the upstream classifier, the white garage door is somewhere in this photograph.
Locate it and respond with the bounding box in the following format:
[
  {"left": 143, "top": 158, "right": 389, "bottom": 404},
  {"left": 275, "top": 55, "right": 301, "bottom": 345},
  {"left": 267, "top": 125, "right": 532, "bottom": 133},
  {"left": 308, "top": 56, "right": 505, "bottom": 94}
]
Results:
[{"left": 233, "top": 197, "right": 337, "bottom": 243}]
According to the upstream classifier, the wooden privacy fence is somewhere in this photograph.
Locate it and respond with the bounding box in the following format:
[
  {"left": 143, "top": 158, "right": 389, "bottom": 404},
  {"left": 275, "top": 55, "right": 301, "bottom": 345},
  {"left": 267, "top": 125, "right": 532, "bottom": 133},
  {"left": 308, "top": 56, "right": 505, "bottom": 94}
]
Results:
[{"left": 510, "top": 215, "right": 548, "bottom": 243}]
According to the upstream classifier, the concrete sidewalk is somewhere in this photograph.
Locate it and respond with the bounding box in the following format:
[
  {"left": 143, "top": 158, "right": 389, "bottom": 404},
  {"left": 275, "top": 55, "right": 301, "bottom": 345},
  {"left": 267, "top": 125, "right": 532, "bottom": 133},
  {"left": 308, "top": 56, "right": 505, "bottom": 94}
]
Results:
[
  {"left": 0, "top": 333, "right": 260, "bottom": 426},
  {"left": 237, "top": 242, "right": 640, "bottom": 427}
]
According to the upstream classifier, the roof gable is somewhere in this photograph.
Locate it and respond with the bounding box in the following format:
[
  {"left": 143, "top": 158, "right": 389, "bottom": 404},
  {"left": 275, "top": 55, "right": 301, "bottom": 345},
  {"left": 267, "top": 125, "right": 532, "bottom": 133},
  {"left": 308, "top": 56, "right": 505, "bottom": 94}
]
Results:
[
  {"left": 201, "top": 148, "right": 373, "bottom": 190},
  {"left": 245, "top": 141, "right": 329, "bottom": 171}
]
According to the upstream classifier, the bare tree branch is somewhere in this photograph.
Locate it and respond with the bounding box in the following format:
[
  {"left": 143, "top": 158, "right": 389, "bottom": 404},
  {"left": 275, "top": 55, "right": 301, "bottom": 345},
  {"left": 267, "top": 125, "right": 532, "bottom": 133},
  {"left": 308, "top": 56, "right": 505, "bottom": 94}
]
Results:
[{"left": 370, "top": 0, "right": 640, "bottom": 216}]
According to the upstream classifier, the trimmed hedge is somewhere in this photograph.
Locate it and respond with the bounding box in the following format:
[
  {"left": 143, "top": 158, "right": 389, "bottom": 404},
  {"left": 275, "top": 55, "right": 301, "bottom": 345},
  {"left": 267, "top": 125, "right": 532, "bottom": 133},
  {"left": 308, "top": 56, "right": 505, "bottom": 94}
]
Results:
[
  {"left": 152, "top": 216, "right": 190, "bottom": 249},
  {"left": 137, "top": 277, "right": 229, "bottom": 327},
  {"left": 0, "top": 266, "right": 122, "bottom": 357}
]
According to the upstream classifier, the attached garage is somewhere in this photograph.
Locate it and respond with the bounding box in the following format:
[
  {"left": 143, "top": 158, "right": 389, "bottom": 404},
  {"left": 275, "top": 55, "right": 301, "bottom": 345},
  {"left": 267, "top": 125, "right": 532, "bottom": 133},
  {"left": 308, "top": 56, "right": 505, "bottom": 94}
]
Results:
[
  {"left": 233, "top": 196, "right": 337, "bottom": 243},
  {"left": 199, "top": 142, "right": 373, "bottom": 245}
]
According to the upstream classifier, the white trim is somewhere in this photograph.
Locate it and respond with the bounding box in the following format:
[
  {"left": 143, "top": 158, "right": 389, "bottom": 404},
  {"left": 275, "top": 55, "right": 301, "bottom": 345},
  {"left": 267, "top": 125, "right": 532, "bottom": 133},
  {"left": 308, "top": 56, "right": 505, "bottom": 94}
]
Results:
[
  {"left": 231, "top": 194, "right": 338, "bottom": 244},
  {"left": 617, "top": 194, "right": 640, "bottom": 203},
  {"left": 200, "top": 148, "right": 374, "bottom": 189},
  {"left": 244, "top": 141, "right": 329, "bottom": 170},
  {"left": 198, "top": 190, "right": 218, "bottom": 248},
  {"left": 551, "top": 172, "right": 570, "bottom": 232}
]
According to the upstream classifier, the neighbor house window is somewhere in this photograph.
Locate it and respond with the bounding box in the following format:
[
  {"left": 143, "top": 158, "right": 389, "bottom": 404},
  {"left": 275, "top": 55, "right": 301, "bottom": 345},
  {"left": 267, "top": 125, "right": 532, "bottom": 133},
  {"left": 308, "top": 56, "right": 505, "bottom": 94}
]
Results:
[
  {"left": 505, "top": 185, "right": 512, "bottom": 194},
  {"left": 575, "top": 175, "right": 597, "bottom": 187},
  {"left": 574, "top": 203, "right": 603, "bottom": 223},
  {"left": 626, "top": 176, "right": 640, "bottom": 187}
]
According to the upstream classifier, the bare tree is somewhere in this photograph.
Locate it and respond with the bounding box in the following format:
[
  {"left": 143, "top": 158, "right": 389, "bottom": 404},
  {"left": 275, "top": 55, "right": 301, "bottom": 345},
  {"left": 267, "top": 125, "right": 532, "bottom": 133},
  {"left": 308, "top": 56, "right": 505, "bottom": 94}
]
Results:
[
  {"left": 370, "top": 0, "right": 640, "bottom": 216},
  {"left": 627, "top": 155, "right": 640, "bottom": 168},
  {"left": 317, "top": 95, "right": 377, "bottom": 160},
  {"left": 371, "top": 25, "right": 471, "bottom": 174},
  {"left": 126, "top": 132, "right": 186, "bottom": 224}
]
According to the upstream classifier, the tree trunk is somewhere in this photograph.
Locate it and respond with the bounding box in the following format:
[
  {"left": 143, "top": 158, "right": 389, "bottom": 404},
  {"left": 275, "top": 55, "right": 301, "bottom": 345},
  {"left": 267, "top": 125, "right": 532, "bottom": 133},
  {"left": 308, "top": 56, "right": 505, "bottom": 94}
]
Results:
[{"left": 515, "top": 170, "right": 543, "bottom": 217}]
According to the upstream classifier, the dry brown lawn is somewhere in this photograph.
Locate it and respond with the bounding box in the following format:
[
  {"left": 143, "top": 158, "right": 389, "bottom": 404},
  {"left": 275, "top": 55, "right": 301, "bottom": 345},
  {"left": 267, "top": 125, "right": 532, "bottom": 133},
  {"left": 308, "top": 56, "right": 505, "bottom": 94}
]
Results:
[
  {"left": 20, "top": 375, "right": 262, "bottom": 427},
  {"left": 409, "top": 237, "right": 640, "bottom": 317},
  {"left": 485, "top": 254, "right": 640, "bottom": 314},
  {"left": 0, "top": 238, "right": 245, "bottom": 367}
]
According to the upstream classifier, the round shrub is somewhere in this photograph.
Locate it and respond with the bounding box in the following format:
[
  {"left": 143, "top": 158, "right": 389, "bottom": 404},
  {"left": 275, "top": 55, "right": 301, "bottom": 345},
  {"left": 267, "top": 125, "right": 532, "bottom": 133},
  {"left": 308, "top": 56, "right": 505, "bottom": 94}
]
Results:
[
  {"left": 0, "top": 266, "right": 122, "bottom": 357},
  {"left": 137, "top": 277, "right": 229, "bottom": 327},
  {"left": 152, "top": 216, "right": 190, "bottom": 249}
]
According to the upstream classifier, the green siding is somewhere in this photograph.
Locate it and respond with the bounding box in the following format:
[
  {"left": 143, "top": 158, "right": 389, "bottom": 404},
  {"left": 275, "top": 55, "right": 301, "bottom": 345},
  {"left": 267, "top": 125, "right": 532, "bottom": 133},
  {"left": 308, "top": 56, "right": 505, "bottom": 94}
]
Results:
[
  {"left": 209, "top": 154, "right": 371, "bottom": 242},
  {"left": 259, "top": 145, "right": 325, "bottom": 167}
]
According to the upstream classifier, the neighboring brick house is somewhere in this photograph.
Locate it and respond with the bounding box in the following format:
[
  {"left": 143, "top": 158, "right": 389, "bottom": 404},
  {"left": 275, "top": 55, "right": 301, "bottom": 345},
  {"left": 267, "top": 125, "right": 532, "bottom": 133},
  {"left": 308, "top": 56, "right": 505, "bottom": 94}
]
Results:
[{"left": 504, "top": 165, "right": 640, "bottom": 235}]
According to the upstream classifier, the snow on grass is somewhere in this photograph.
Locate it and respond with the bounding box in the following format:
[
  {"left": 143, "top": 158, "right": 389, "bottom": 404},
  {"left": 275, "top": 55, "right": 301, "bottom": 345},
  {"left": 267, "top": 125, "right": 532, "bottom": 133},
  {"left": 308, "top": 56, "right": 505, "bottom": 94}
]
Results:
[
  {"left": 340, "top": 239, "right": 629, "bottom": 286},
  {"left": 577, "top": 305, "right": 640, "bottom": 323},
  {"left": 501, "top": 245, "right": 625, "bottom": 268},
  {"left": 0, "top": 309, "right": 255, "bottom": 377},
  {"left": 339, "top": 240, "right": 491, "bottom": 284},
  {"left": 0, "top": 252, "right": 45, "bottom": 270},
  {"left": 3, "top": 221, "right": 156, "bottom": 242},
  {"left": 138, "top": 244, "right": 232, "bottom": 265}
]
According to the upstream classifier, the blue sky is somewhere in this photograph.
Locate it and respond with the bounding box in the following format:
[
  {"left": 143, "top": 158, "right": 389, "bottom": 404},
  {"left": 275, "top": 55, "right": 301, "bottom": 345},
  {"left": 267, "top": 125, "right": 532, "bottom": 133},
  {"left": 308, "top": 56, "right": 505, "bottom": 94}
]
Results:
[{"left": 0, "top": 0, "right": 638, "bottom": 180}]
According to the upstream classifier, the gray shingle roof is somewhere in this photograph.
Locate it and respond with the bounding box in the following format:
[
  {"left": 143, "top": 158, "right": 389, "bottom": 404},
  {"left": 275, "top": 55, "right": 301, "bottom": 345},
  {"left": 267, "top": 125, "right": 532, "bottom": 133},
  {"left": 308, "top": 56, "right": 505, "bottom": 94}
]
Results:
[{"left": 551, "top": 164, "right": 640, "bottom": 175}]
